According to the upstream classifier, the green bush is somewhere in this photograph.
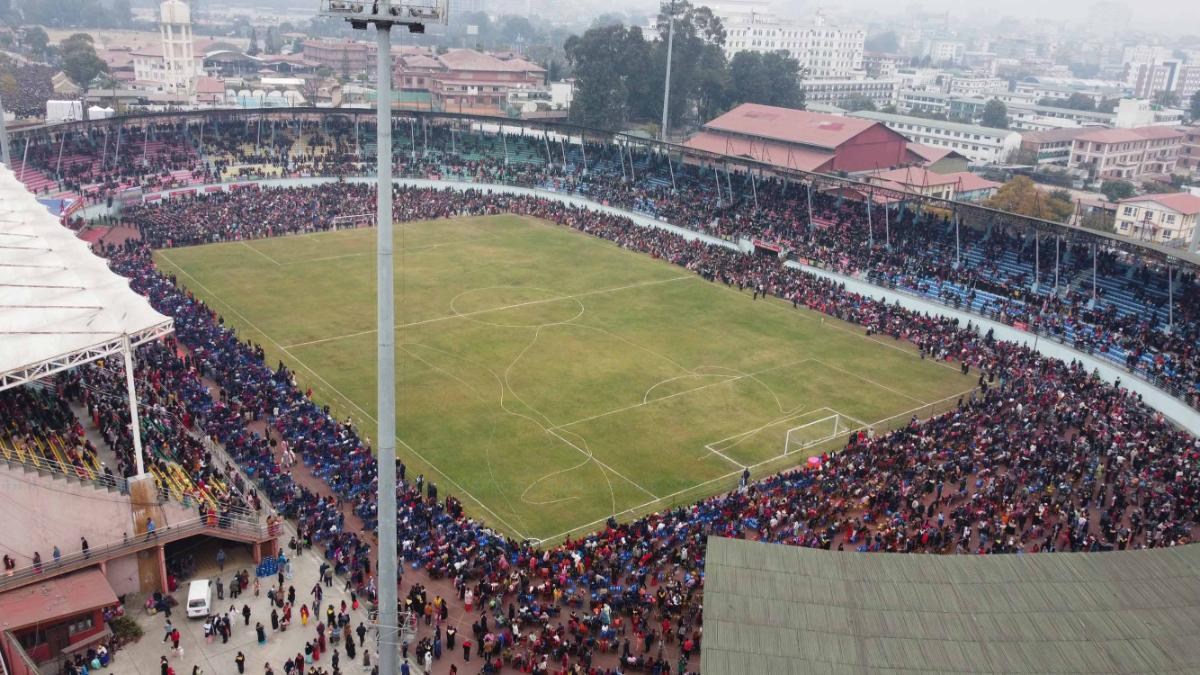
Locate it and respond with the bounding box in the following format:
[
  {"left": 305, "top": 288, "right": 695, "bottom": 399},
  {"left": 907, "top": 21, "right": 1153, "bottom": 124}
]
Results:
[{"left": 110, "top": 616, "right": 143, "bottom": 642}]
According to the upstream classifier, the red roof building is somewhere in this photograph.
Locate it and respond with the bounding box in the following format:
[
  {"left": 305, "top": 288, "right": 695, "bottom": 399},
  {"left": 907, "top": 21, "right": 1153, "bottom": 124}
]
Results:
[
  {"left": 0, "top": 569, "right": 118, "bottom": 665},
  {"left": 866, "top": 166, "right": 1001, "bottom": 202},
  {"left": 396, "top": 49, "right": 546, "bottom": 115},
  {"left": 1067, "top": 125, "right": 1185, "bottom": 180},
  {"left": 1115, "top": 192, "right": 1200, "bottom": 247},
  {"left": 683, "top": 103, "right": 911, "bottom": 174}
]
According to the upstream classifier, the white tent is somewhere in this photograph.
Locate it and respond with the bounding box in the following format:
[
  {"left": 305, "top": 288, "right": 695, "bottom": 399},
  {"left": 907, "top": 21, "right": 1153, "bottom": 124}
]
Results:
[{"left": 0, "top": 163, "right": 173, "bottom": 391}]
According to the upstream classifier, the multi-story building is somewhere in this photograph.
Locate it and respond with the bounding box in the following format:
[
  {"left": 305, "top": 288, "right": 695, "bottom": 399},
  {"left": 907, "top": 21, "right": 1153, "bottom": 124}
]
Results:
[
  {"left": 1114, "top": 193, "right": 1200, "bottom": 248},
  {"left": 1178, "top": 124, "right": 1200, "bottom": 174},
  {"left": 801, "top": 77, "right": 898, "bottom": 109},
  {"left": 925, "top": 39, "right": 965, "bottom": 65},
  {"left": 848, "top": 109, "right": 1023, "bottom": 164},
  {"left": 303, "top": 39, "right": 373, "bottom": 76},
  {"left": 1067, "top": 126, "right": 1184, "bottom": 180},
  {"left": 1019, "top": 128, "right": 1091, "bottom": 165},
  {"left": 396, "top": 49, "right": 545, "bottom": 115},
  {"left": 946, "top": 76, "right": 1008, "bottom": 98},
  {"left": 1012, "top": 81, "right": 1110, "bottom": 105},
  {"left": 897, "top": 90, "right": 950, "bottom": 115},
  {"left": 862, "top": 53, "right": 897, "bottom": 80},
  {"left": 722, "top": 11, "right": 864, "bottom": 79},
  {"left": 1132, "top": 61, "right": 1200, "bottom": 102}
]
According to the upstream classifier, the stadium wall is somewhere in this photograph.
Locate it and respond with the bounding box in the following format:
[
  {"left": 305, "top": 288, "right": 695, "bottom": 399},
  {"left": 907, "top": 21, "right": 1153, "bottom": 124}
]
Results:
[
  {"left": 0, "top": 463, "right": 195, "bottom": 570},
  {"left": 94, "top": 177, "right": 1200, "bottom": 432}
]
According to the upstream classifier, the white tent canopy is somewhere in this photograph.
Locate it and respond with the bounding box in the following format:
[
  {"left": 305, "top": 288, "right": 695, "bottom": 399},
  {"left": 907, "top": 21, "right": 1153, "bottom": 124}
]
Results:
[{"left": 0, "top": 163, "right": 173, "bottom": 390}]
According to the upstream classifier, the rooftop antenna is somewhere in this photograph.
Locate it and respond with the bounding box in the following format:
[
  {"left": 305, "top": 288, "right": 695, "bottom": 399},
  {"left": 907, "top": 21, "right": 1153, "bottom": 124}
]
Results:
[{"left": 317, "top": 3, "right": 448, "bottom": 674}]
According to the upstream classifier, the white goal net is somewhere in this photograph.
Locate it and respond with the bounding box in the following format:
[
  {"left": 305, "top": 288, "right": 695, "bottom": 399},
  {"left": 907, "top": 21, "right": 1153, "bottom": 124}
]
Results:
[
  {"left": 332, "top": 213, "right": 374, "bottom": 230},
  {"left": 784, "top": 413, "right": 845, "bottom": 455}
]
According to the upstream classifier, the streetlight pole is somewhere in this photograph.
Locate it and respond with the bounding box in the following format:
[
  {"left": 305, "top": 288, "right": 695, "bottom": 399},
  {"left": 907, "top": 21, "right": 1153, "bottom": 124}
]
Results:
[{"left": 660, "top": 0, "right": 676, "bottom": 143}]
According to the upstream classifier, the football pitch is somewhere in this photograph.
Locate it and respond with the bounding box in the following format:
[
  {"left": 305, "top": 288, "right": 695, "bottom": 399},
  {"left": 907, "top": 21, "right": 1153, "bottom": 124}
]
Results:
[{"left": 154, "top": 214, "right": 975, "bottom": 542}]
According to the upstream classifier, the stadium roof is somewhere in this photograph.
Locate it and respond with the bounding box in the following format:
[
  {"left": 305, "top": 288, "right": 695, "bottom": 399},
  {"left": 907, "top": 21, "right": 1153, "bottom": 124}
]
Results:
[
  {"left": 0, "top": 164, "right": 173, "bottom": 390},
  {"left": 702, "top": 536, "right": 1200, "bottom": 674},
  {"left": 702, "top": 104, "right": 882, "bottom": 150}
]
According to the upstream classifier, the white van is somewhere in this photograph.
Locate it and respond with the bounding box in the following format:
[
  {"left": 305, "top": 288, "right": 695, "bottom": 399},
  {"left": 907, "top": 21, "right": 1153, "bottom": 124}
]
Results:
[{"left": 186, "top": 579, "right": 211, "bottom": 618}]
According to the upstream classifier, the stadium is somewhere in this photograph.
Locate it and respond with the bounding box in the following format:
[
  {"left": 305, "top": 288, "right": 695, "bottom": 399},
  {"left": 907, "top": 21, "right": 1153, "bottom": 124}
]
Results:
[{"left": 3, "top": 103, "right": 1200, "bottom": 674}]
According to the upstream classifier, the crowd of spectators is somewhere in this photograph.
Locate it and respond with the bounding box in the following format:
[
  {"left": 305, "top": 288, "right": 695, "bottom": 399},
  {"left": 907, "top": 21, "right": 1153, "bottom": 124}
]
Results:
[
  {"left": 44, "top": 182, "right": 1192, "bottom": 672},
  {"left": 0, "top": 57, "right": 53, "bottom": 119}
]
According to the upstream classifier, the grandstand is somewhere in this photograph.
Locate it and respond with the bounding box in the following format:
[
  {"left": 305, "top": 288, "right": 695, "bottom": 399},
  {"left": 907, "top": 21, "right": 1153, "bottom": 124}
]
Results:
[{"left": 3, "top": 108, "right": 1200, "bottom": 673}]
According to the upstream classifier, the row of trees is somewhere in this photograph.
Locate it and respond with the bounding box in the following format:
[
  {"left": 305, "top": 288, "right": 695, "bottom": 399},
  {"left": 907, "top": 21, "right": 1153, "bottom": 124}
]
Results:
[{"left": 565, "top": 1, "right": 802, "bottom": 133}]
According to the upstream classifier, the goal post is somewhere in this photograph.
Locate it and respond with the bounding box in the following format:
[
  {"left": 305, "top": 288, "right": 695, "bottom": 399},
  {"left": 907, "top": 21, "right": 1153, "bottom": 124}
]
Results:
[
  {"left": 332, "top": 213, "right": 374, "bottom": 230},
  {"left": 784, "top": 413, "right": 844, "bottom": 455}
]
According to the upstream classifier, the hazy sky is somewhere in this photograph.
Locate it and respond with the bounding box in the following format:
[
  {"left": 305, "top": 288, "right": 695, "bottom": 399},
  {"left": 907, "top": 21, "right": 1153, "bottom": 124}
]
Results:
[{"left": 595, "top": 0, "right": 1199, "bottom": 36}]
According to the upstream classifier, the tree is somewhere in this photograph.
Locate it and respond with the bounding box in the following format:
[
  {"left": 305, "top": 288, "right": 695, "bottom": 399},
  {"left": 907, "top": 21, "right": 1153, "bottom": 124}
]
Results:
[
  {"left": 1100, "top": 179, "right": 1135, "bottom": 203},
  {"left": 1038, "top": 94, "right": 1094, "bottom": 110},
  {"left": 112, "top": 0, "right": 133, "bottom": 25},
  {"left": 843, "top": 95, "right": 876, "bottom": 112},
  {"left": 25, "top": 26, "right": 49, "bottom": 58},
  {"left": 264, "top": 27, "right": 282, "bottom": 55},
  {"left": 59, "top": 33, "right": 107, "bottom": 118},
  {"left": 1097, "top": 97, "right": 1120, "bottom": 113},
  {"left": 725, "top": 51, "right": 802, "bottom": 111},
  {"left": 984, "top": 176, "right": 1074, "bottom": 222},
  {"left": 981, "top": 99, "right": 1008, "bottom": 129},
  {"left": 1191, "top": 90, "right": 1200, "bottom": 121},
  {"left": 564, "top": 24, "right": 649, "bottom": 130},
  {"left": 1080, "top": 210, "right": 1115, "bottom": 233},
  {"left": 864, "top": 31, "right": 899, "bottom": 53},
  {"left": 247, "top": 27, "right": 260, "bottom": 56}
]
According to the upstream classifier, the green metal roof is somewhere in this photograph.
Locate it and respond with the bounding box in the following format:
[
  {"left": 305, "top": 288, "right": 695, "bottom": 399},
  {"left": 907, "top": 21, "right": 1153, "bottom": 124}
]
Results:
[{"left": 701, "top": 537, "right": 1200, "bottom": 673}]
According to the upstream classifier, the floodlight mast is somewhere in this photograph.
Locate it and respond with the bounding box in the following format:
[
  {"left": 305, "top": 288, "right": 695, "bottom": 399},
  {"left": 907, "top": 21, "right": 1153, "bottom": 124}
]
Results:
[{"left": 317, "top": 2, "right": 448, "bottom": 673}]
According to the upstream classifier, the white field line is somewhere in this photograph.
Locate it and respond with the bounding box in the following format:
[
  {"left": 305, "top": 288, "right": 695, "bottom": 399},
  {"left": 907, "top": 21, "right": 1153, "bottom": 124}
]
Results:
[
  {"left": 156, "top": 251, "right": 531, "bottom": 541},
  {"left": 809, "top": 358, "right": 930, "bottom": 406},
  {"left": 702, "top": 407, "right": 834, "bottom": 467},
  {"left": 282, "top": 275, "right": 693, "bottom": 350},
  {"left": 553, "top": 357, "right": 812, "bottom": 430},
  {"left": 546, "top": 427, "right": 659, "bottom": 501},
  {"left": 240, "top": 240, "right": 282, "bottom": 266}
]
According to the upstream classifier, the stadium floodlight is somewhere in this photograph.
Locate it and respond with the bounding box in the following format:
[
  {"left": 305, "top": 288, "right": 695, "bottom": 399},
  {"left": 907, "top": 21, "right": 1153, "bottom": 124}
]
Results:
[
  {"left": 317, "top": 2, "right": 449, "bottom": 674},
  {"left": 319, "top": 0, "right": 449, "bottom": 32}
]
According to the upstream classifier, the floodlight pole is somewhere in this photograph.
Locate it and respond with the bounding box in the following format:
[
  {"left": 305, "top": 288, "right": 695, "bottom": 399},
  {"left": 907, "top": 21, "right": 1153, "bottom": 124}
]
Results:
[
  {"left": 660, "top": 0, "right": 676, "bottom": 142},
  {"left": 374, "top": 20, "right": 400, "bottom": 675}
]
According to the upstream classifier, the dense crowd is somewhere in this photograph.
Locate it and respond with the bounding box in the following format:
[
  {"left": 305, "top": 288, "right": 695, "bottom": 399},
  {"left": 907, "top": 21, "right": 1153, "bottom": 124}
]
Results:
[
  {"left": 0, "top": 58, "right": 54, "bottom": 119},
  {"left": 26, "top": 183, "right": 1184, "bottom": 673}
]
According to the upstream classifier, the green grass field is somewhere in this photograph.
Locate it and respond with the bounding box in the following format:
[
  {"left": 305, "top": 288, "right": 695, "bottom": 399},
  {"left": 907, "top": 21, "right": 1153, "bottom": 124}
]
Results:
[{"left": 154, "top": 215, "right": 976, "bottom": 542}]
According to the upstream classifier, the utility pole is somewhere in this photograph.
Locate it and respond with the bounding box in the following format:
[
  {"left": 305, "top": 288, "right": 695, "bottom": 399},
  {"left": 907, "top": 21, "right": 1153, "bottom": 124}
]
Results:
[{"left": 660, "top": 0, "right": 676, "bottom": 143}]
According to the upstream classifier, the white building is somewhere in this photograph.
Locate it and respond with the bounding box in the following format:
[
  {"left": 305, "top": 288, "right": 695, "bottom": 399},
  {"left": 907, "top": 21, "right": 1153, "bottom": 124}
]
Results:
[
  {"left": 721, "top": 10, "right": 864, "bottom": 79},
  {"left": 802, "top": 77, "right": 898, "bottom": 109},
  {"left": 848, "top": 109, "right": 1023, "bottom": 164},
  {"left": 925, "top": 39, "right": 966, "bottom": 65},
  {"left": 1114, "top": 193, "right": 1200, "bottom": 249},
  {"left": 946, "top": 75, "right": 1008, "bottom": 98},
  {"left": 159, "top": 0, "right": 196, "bottom": 95}
]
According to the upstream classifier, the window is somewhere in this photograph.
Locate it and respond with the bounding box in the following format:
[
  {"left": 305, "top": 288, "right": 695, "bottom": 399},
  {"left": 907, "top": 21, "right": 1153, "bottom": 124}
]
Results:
[{"left": 1123, "top": 207, "right": 1136, "bottom": 216}]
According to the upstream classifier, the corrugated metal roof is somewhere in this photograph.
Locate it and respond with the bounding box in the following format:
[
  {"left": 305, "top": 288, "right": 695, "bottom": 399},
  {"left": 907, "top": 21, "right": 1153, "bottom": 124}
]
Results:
[
  {"left": 703, "top": 103, "right": 883, "bottom": 150},
  {"left": 701, "top": 537, "right": 1200, "bottom": 673}
]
